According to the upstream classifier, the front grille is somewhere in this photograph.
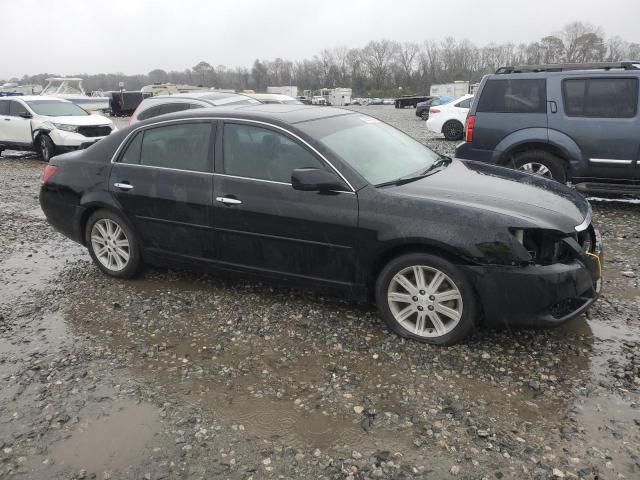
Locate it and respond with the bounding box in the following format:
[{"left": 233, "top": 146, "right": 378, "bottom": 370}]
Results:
[
  {"left": 550, "top": 297, "right": 588, "bottom": 319},
  {"left": 78, "top": 125, "right": 112, "bottom": 137}
]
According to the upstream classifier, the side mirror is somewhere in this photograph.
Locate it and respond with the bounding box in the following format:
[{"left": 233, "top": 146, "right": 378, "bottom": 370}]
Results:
[
  {"left": 291, "top": 168, "right": 345, "bottom": 192},
  {"left": 19, "top": 111, "right": 32, "bottom": 119}
]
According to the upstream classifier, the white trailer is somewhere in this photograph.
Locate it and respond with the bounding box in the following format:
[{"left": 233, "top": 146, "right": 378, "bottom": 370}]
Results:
[
  {"left": 267, "top": 86, "right": 298, "bottom": 98},
  {"left": 429, "top": 81, "right": 470, "bottom": 98},
  {"left": 326, "top": 88, "right": 352, "bottom": 106}
]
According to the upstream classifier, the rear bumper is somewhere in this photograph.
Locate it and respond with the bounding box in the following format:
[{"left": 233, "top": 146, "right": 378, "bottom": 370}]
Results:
[
  {"left": 39, "top": 188, "right": 86, "bottom": 244},
  {"left": 454, "top": 142, "right": 496, "bottom": 164},
  {"left": 461, "top": 244, "right": 602, "bottom": 328}
]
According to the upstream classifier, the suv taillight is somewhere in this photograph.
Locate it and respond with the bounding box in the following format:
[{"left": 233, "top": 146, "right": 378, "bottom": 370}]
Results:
[
  {"left": 465, "top": 115, "right": 476, "bottom": 142},
  {"left": 41, "top": 165, "right": 59, "bottom": 184}
]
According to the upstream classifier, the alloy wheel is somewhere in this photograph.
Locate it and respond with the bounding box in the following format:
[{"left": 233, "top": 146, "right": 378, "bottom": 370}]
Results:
[
  {"left": 90, "top": 218, "right": 130, "bottom": 272},
  {"left": 519, "top": 162, "right": 552, "bottom": 178},
  {"left": 387, "top": 265, "right": 463, "bottom": 338},
  {"left": 40, "top": 137, "right": 50, "bottom": 161}
]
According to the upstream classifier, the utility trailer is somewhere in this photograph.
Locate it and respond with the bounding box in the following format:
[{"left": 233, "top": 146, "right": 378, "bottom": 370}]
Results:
[
  {"left": 429, "top": 81, "right": 470, "bottom": 98},
  {"left": 394, "top": 95, "right": 430, "bottom": 108}
]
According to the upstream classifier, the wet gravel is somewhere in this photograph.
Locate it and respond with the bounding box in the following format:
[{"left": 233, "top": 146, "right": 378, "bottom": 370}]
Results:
[{"left": 1, "top": 106, "right": 639, "bottom": 479}]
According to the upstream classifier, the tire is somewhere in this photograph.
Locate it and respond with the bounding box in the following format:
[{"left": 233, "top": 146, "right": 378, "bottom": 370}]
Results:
[
  {"left": 511, "top": 150, "right": 567, "bottom": 183},
  {"left": 420, "top": 110, "right": 429, "bottom": 121},
  {"left": 442, "top": 120, "right": 464, "bottom": 141},
  {"left": 37, "top": 134, "right": 56, "bottom": 162},
  {"left": 375, "top": 253, "right": 477, "bottom": 345},
  {"left": 85, "top": 209, "right": 141, "bottom": 278}
]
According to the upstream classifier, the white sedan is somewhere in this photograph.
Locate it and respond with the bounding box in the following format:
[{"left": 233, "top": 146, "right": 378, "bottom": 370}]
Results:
[
  {"left": 426, "top": 94, "right": 474, "bottom": 141},
  {"left": 0, "top": 96, "right": 116, "bottom": 161}
]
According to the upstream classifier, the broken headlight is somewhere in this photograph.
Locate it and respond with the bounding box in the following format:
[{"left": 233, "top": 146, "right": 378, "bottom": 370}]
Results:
[
  {"left": 52, "top": 123, "right": 79, "bottom": 133},
  {"left": 511, "top": 228, "right": 569, "bottom": 265}
]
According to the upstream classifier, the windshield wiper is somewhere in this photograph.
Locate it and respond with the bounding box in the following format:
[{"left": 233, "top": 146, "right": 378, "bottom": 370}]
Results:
[{"left": 375, "top": 156, "right": 452, "bottom": 187}]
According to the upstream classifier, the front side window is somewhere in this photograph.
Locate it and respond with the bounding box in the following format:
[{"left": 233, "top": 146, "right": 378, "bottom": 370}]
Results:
[
  {"left": 0, "top": 100, "right": 10, "bottom": 116},
  {"left": 477, "top": 79, "right": 547, "bottom": 113},
  {"left": 562, "top": 77, "right": 638, "bottom": 118},
  {"left": 297, "top": 114, "right": 442, "bottom": 186},
  {"left": 223, "top": 123, "right": 323, "bottom": 183},
  {"left": 9, "top": 101, "right": 29, "bottom": 117},
  {"left": 121, "top": 122, "right": 211, "bottom": 172},
  {"left": 26, "top": 100, "right": 88, "bottom": 116}
]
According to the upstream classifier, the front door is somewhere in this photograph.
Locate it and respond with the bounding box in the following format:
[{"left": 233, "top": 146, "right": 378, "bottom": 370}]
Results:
[
  {"left": 212, "top": 121, "right": 359, "bottom": 286},
  {"left": 109, "top": 121, "right": 216, "bottom": 260},
  {"left": 0, "top": 100, "right": 33, "bottom": 146},
  {"left": 548, "top": 75, "right": 639, "bottom": 181}
]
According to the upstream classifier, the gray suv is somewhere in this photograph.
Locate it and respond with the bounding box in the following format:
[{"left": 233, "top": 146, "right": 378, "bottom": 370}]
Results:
[{"left": 455, "top": 62, "right": 640, "bottom": 195}]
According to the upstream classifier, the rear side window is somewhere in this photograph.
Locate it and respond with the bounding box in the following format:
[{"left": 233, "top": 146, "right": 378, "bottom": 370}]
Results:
[
  {"left": 477, "top": 79, "right": 546, "bottom": 113},
  {"left": 0, "top": 101, "right": 8, "bottom": 115},
  {"left": 137, "top": 105, "right": 161, "bottom": 121},
  {"left": 159, "top": 103, "right": 191, "bottom": 115},
  {"left": 562, "top": 78, "right": 638, "bottom": 118},
  {"left": 137, "top": 102, "right": 201, "bottom": 121},
  {"left": 456, "top": 97, "right": 473, "bottom": 109},
  {"left": 120, "top": 122, "right": 212, "bottom": 172}
]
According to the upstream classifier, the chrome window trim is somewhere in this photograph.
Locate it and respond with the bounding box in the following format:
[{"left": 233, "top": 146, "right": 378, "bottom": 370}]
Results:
[
  {"left": 110, "top": 116, "right": 356, "bottom": 193},
  {"left": 216, "top": 173, "right": 355, "bottom": 194},
  {"left": 574, "top": 207, "right": 592, "bottom": 232},
  {"left": 115, "top": 162, "right": 214, "bottom": 176},
  {"left": 589, "top": 158, "right": 633, "bottom": 165}
]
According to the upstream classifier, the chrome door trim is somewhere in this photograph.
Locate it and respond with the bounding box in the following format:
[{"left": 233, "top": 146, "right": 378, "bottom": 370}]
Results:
[
  {"left": 589, "top": 158, "right": 633, "bottom": 165},
  {"left": 109, "top": 116, "right": 356, "bottom": 193}
]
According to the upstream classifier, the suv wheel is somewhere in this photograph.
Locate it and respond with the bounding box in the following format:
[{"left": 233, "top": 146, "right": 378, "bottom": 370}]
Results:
[
  {"left": 442, "top": 121, "right": 464, "bottom": 141},
  {"left": 512, "top": 150, "right": 567, "bottom": 183},
  {"left": 421, "top": 110, "right": 429, "bottom": 120},
  {"left": 375, "top": 253, "right": 477, "bottom": 345},
  {"left": 37, "top": 134, "right": 56, "bottom": 162},
  {"left": 85, "top": 210, "right": 141, "bottom": 278}
]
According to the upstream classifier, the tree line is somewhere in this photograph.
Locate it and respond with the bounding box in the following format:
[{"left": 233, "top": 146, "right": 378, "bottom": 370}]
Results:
[{"left": 7, "top": 22, "right": 639, "bottom": 97}]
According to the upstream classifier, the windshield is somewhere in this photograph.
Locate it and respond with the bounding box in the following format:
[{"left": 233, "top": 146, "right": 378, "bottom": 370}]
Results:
[
  {"left": 27, "top": 100, "right": 89, "bottom": 117},
  {"left": 298, "top": 114, "right": 441, "bottom": 185}
]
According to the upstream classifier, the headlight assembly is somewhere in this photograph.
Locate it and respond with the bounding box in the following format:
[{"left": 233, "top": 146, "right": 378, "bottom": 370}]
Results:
[
  {"left": 511, "top": 228, "right": 568, "bottom": 265},
  {"left": 52, "top": 123, "right": 79, "bottom": 133}
]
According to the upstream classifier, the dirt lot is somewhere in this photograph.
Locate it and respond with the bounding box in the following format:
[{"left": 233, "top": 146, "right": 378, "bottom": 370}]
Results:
[{"left": 1, "top": 106, "right": 639, "bottom": 480}]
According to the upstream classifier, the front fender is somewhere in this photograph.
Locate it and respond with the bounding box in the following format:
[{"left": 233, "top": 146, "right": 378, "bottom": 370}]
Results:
[{"left": 491, "top": 127, "right": 549, "bottom": 164}]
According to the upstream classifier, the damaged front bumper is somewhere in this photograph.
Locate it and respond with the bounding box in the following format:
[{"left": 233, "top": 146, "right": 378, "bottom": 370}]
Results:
[{"left": 462, "top": 227, "right": 603, "bottom": 328}]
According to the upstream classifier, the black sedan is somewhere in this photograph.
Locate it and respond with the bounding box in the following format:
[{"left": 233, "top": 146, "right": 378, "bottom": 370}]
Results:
[{"left": 39, "top": 104, "right": 602, "bottom": 345}]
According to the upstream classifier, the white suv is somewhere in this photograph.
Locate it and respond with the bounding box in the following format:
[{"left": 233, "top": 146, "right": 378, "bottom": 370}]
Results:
[{"left": 0, "top": 96, "right": 116, "bottom": 161}]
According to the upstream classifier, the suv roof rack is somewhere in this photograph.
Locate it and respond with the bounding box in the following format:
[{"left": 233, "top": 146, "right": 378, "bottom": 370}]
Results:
[{"left": 495, "top": 61, "right": 640, "bottom": 74}]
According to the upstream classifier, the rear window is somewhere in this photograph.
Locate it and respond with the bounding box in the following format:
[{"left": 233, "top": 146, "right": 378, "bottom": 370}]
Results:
[
  {"left": 477, "top": 79, "right": 546, "bottom": 113},
  {"left": 562, "top": 78, "right": 638, "bottom": 118}
]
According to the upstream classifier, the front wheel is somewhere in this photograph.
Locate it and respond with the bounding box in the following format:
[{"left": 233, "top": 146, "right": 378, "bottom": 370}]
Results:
[
  {"left": 442, "top": 121, "right": 464, "bottom": 141},
  {"left": 85, "top": 210, "right": 141, "bottom": 278},
  {"left": 375, "top": 253, "right": 477, "bottom": 345},
  {"left": 37, "top": 134, "right": 56, "bottom": 162}
]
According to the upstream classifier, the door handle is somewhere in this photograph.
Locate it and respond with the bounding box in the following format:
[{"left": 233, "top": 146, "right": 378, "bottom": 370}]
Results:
[
  {"left": 549, "top": 101, "right": 557, "bottom": 113},
  {"left": 114, "top": 182, "right": 134, "bottom": 190},
  {"left": 216, "top": 196, "right": 242, "bottom": 205}
]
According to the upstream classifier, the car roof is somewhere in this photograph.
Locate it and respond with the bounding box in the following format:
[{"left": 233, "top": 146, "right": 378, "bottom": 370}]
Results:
[
  {"left": 248, "top": 93, "right": 295, "bottom": 100},
  {"left": 152, "top": 91, "right": 252, "bottom": 101},
  {"left": 137, "top": 103, "right": 354, "bottom": 126},
  {"left": 1, "top": 95, "right": 69, "bottom": 102}
]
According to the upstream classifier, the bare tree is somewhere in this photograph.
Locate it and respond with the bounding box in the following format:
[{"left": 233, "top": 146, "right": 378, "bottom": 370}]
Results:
[
  {"left": 362, "top": 40, "right": 400, "bottom": 90},
  {"left": 396, "top": 42, "right": 420, "bottom": 89}
]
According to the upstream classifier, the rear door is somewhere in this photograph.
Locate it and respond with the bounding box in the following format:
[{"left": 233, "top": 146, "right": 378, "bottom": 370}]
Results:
[
  {"left": 109, "top": 120, "right": 216, "bottom": 260},
  {"left": 212, "top": 121, "right": 359, "bottom": 286},
  {"left": 473, "top": 77, "right": 548, "bottom": 154},
  {"left": 548, "top": 75, "right": 639, "bottom": 181}
]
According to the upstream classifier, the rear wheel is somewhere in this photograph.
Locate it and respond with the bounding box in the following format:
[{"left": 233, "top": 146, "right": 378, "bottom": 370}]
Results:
[
  {"left": 442, "top": 120, "right": 464, "bottom": 141},
  {"left": 375, "top": 253, "right": 477, "bottom": 345},
  {"left": 512, "top": 150, "right": 567, "bottom": 183},
  {"left": 85, "top": 210, "right": 141, "bottom": 278},
  {"left": 37, "top": 134, "right": 56, "bottom": 162},
  {"left": 421, "top": 110, "right": 429, "bottom": 120}
]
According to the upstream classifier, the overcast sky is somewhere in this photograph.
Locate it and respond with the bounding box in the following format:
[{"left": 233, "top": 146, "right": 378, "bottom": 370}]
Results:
[{"left": 1, "top": 0, "right": 638, "bottom": 80}]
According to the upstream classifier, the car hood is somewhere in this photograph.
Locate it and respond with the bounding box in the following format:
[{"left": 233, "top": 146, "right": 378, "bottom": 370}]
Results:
[
  {"left": 39, "top": 114, "right": 113, "bottom": 126},
  {"left": 384, "top": 159, "right": 590, "bottom": 232}
]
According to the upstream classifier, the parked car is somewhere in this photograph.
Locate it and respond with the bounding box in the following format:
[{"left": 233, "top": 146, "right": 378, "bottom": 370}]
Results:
[
  {"left": 245, "top": 93, "right": 303, "bottom": 105},
  {"left": 312, "top": 96, "right": 327, "bottom": 105},
  {"left": 455, "top": 61, "right": 640, "bottom": 195},
  {"left": 368, "top": 98, "right": 383, "bottom": 105},
  {"left": 427, "top": 94, "right": 474, "bottom": 140},
  {"left": 39, "top": 104, "right": 601, "bottom": 345},
  {"left": 0, "top": 96, "right": 116, "bottom": 161},
  {"left": 382, "top": 98, "right": 395, "bottom": 105},
  {"left": 416, "top": 96, "right": 455, "bottom": 120},
  {"left": 129, "top": 92, "right": 260, "bottom": 124}
]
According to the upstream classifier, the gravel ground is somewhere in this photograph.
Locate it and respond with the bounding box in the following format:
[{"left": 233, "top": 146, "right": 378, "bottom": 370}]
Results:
[{"left": 0, "top": 106, "right": 639, "bottom": 480}]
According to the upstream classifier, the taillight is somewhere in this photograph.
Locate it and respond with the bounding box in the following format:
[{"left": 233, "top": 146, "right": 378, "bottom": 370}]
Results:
[
  {"left": 429, "top": 108, "right": 440, "bottom": 114},
  {"left": 41, "top": 165, "right": 59, "bottom": 184},
  {"left": 465, "top": 115, "right": 476, "bottom": 142}
]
